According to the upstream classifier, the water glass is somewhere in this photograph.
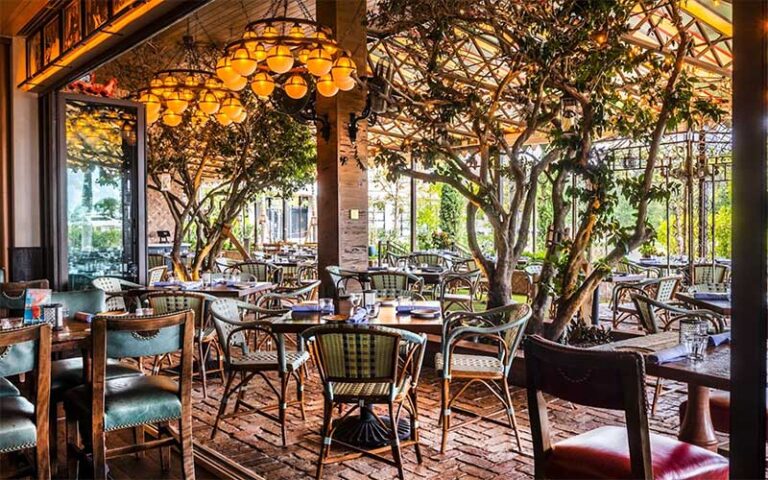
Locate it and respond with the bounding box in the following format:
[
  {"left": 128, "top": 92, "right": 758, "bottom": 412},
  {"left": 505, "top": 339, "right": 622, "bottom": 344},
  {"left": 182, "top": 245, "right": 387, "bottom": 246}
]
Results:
[
  {"left": 201, "top": 272, "right": 212, "bottom": 287},
  {"left": 397, "top": 295, "right": 413, "bottom": 307},
  {"left": 682, "top": 332, "right": 708, "bottom": 361},
  {"left": 318, "top": 298, "right": 334, "bottom": 314},
  {"left": 349, "top": 293, "right": 362, "bottom": 308}
]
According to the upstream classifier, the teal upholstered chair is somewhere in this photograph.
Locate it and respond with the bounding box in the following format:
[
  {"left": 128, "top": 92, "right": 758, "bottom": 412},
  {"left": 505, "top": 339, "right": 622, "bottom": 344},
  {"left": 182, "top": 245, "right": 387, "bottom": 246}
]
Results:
[
  {"left": 435, "top": 303, "right": 531, "bottom": 453},
  {"left": 302, "top": 325, "right": 427, "bottom": 480},
  {"left": 144, "top": 291, "right": 220, "bottom": 398},
  {"left": 64, "top": 310, "right": 196, "bottom": 480},
  {"left": 47, "top": 289, "right": 141, "bottom": 473},
  {"left": 209, "top": 299, "right": 310, "bottom": 445},
  {"left": 0, "top": 267, "right": 5, "bottom": 283},
  {"left": 0, "top": 323, "right": 52, "bottom": 479}
]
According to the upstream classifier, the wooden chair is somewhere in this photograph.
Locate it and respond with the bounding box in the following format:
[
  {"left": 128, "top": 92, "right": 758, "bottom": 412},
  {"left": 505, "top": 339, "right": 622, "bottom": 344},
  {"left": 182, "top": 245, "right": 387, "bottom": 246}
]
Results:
[
  {"left": 234, "top": 261, "right": 282, "bottom": 284},
  {"left": 64, "top": 311, "right": 195, "bottom": 480},
  {"left": 144, "top": 292, "right": 220, "bottom": 399},
  {"left": 91, "top": 276, "right": 142, "bottom": 312},
  {"left": 209, "top": 299, "right": 309, "bottom": 446},
  {"left": 302, "top": 325, "right": 427, "bottom": 480},
  {"left": 611, "top": 276, "right": 680, "bottom": 328},
  {"left": 0, "top": 323, "right": 51, "bottom": 480},
  {"left": 368, "top": 271, "right": 423, "bottom": 299},
  {"left": 524, "top": 335, "right": 728, "bottom": 479},
  {"left": 436, "top": 304, "right": 531, "bottom": 453}
]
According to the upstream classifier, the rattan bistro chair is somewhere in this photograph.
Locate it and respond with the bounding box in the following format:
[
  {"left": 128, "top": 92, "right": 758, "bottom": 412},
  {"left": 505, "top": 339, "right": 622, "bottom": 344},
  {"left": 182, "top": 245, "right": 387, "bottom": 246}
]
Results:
[
  {"left": 256, "top": 280, "right": 321, "bottom": 310},
  {"left": 0, "top": 323, "right": 52, "bottom": 480},
  {"left": 368, "top": 271, "right": 424, "bottom": 299},
  {"left": 611, "top": 276, "right": 680, "bottom": 328},
  {"left": 91, "top": 276, "right": 143, "bottom": 312},
  {"left": 209, "top": 299, "right": 309, "bottom": 446},
  {"left": 524, "top": 335, "right": 728, "bottom": 479},
  {"left": 234, "top": 261, "right": 283, "bottom": 284},
  {"left": 147, "top": 266, "right": 167, "bottom": 286},
  {"left": 64, "top": 311, "right": 196, "bottom": 480},
  {"left": 435, "top": 304, "right": 531, "bottom": 453},
  {"left": 439, "top": 271, "right": 480, "bottom": 312},
  {"left": 302, "top": 325, "right": 427, "bottom": 480},
  {"left": 144, "top": 291, "right": 220, "bottom": 399}
]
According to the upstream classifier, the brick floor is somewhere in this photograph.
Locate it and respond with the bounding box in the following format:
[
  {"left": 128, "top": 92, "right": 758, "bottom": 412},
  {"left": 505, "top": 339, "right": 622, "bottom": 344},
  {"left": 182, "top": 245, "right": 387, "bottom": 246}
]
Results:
[{"left": 188, "top": 365, "right": 708, "bottom": 479}]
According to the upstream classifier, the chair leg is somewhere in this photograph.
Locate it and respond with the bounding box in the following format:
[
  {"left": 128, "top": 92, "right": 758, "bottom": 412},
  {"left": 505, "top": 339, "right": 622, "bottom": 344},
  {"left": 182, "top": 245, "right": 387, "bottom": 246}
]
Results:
[
  {"left": 502, "top": 378, "right": 522, "bottom": 452},
  {"left": 651, "top": 377, "right": 664, "bottom": 415},
  {"left": 388, "top": 403, "right": 405, "bottom": 480},
  {"left": 198, "top": 341, "right": 209, "bottom": 399},
  {"left": 279, "top": 374, "right": 289, "bottom": 447},
  {"left": 409, "top": 394, "right": 423, "bottom": 464},
  {"left": 440, "top": 377, "right": 451, "bottom": 454},
  {"left": 133, "top": 426, "right": 145, "bottom": 459},
  {"left": 316, "top": 399, "right": 333, "bottom": 480},
  {"left": 159, "top": 422, "right": 171, "bottom": 473},
  {"left": 296, "top": 370, "right": 307, "bottom": 421},
  {"left": 49, "top": 402, "right": 59, "bottom": 476},
  {"left": 179, "top": 413, "right": 195, "bottom": 479},
  {"left": 211, "top": 371, "right": 236, "bottom": 440},
  {"left": 91, "top": 422, "right": 107, "bottom": 480},
  {"left": 66, "top": 418, "right": 79, "bottom": 480}
]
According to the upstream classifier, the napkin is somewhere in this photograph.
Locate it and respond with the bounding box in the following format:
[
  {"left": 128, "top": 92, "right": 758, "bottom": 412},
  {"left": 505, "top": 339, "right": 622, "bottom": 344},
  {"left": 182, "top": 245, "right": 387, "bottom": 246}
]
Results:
[
  {"left": 291, "top": 303, "right": 321, "bottom": 312},
  {"left": 368, "top": 266, "right": 387, "bottom": 271},
  {"left": 348, "top": 308, "right": 368, "bottom": 324},
  {"left": 693, "top": 292, "right": 729, "bottom": 301},
  {"left": 396, "top": 305, "right": 416, "bottom": 313},
  {"left": 708, "top": 331, "right": 731, "bottom": 347},
  {"left": 152, "top": 281, "right": 178, "bottom": 287},
  {"left": 647, "top": 345, "right": 689, "bottom": 364}
]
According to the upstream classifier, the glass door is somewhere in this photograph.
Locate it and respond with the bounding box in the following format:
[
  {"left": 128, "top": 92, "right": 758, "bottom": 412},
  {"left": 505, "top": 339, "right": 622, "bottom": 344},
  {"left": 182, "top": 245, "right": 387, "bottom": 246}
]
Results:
[{"left": 59, "top": 94, "right": 145, "bottom": 290}]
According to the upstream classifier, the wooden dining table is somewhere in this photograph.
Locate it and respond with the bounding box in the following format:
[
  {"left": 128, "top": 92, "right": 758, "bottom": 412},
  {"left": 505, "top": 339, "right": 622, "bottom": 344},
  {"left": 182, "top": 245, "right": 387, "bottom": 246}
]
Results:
[
  {"left": 675, "top": 292, "right": 732, "bottom": 316},
  {"left": 597, "top": 331, "right": 730, "bottom": 451},
  {"left": 129, "top": 281, "right": 274, "bottom": 299}
]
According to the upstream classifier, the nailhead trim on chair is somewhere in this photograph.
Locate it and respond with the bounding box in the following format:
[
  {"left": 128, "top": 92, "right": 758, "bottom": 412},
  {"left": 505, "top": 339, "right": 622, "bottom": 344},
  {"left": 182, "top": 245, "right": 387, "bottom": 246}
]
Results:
[
  {"left": 105, "top": 415, "right": 181, "bottom": 433},
  {"left": 0, "top": 441, "right": 36, "bottom": 453}
]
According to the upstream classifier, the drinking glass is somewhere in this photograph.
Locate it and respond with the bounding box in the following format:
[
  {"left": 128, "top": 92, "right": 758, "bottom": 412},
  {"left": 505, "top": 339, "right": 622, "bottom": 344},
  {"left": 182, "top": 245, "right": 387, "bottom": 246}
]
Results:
[
  {"left": 319, "top": 298, "right": 334, "bottom": 314},
  {"left": 201, "top": 272, "right": 212, "bottom": 287},
  {"left": 682, "top": 332, "right": 708, "bottom": 361},
  {"left": 349, "top": 293, "right": 362, "bottom": 308}
]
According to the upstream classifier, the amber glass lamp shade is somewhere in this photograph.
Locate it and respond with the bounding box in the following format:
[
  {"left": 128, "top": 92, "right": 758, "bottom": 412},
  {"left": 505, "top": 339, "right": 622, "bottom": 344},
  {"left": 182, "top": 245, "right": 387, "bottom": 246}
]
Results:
[
  {"left": 316, "top": 74, "right": 338, "bottom": 97},
  {"left": 198, "top": 91, "right": 221, "bottom": 115},
  {"left": 250, "top": 72, "right": 276, "bottom": 97},
  {"left": 230, "top": 47, "right": 258, "bottom": 77},
  {"left": 266, "top": 44, "right": 294, "bottom": 74},
  {"left": 284, "top": 75, "right": 308, "bottom": 99},
  {"left": 165, "top": 92, "right": 189, "bottom": 114},
  {"left": 216, "top": 56, "right": 239, "bottom": 83},
  {"left": 335, "top": 75, "right": 356, "bottom": 91},
  {"left": 162, "top": 111, "right": 183, "bottom": 127},
  {"left": 220, "top": 97, "right": 244, "bottom": 119},
  {"left": 216, "top": 112, "right": 233, "bottom": 126},
  {"left": 224, "top": 75, "right": 248, "bottom": 91},
  {"left": 331, "top": 54, "right": 357, "bottom": 82},
  {"left": 306, "top": 48, "right": 332, "bottom": 76}
]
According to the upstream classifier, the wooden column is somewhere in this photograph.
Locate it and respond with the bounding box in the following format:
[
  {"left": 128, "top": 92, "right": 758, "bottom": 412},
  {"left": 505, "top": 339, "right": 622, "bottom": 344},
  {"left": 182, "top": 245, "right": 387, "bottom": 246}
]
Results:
[
  {"left": 0, "top": 38, "right": 10, "bottom": 276},
  {"left": 316, "top": 0, "right": 368, "bottom": 295},
  {"left": 731, "top": 0, "right": 768, "bottom": 476}
]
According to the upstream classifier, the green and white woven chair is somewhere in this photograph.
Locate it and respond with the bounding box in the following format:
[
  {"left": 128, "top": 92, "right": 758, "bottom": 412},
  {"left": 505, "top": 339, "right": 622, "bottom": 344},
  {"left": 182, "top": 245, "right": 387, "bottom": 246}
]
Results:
[
  {"left": 686, "top": 263, "right": 730, "bottom": 287},
  {"left": 408, "top": 252, "right": 448, "bottom": 269},
  {"left": 147, "top": 266, "right": 167, "bottom": 286},
  {"left": 368, "top": 271, "right": 423, "bottom": 300},
  {"left": 91, "top": 276, "right": 142, "bottom": 312},
  {"left": 302, "top": 325, "right": 427, "bottom": 480},
  {"left": 435, "top": 303, "right": 532, "bottom": 453},
  {"left": 611, "top": 276, "right": 680, "bottom": 328},
  {"left": 209, "top": 299, "right": 309, "bottom": 446},
  {"left": 256, "top": 279, "right": 321, "bottom": 310},
  {"left": 615, "top": 258, "right": 661, "bottom": 278},
  {"left": 325, "top": 266, "right": 363, "bottom": 298},
  {"left": 439, "top": 271, "right": 480, "bottom": 312},
  {"left": 143, "top": 291, "right": 220, "bottom": 398},
  {"left": 234, "top": 261, "right": 283, "bottom": 284}
]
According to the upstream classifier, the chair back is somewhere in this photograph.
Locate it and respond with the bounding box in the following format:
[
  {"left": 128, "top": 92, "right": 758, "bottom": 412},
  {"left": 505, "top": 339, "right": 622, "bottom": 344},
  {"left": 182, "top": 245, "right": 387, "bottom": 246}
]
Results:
[
  {"left": 144, "top": 292, "right": 209, "bottom": 332},
  {"left": 452, "top": 258, "right": 480, "bottom": 273},
  {"left": 510, "top": 270, "right": 533, "bottom": 301},
  {"left": 631, "top": 294, "right": 662, "bottom": 334},
  {"left": 257, "top": 280, "right": 321, "bottom": 309},
  {"left": 652, "top": 276, "right": 679, "bottom": 302},
  {"left": 91, "top": 277, "right": 127, "bottom": 311},
  {"left": 369, "top": 272, "right": 421, "bottom": 297},
  {"left": 51, "top": 289, "right": 106, "bottom": 319},
  {"left": 235, "top": 261, "right": 281, "bottom": 283},
  {"left": 148, "top": 254, "right": 166, "bottom": 269},
  {"left": 616, "top": 259, "right": 641, "bottom": 275},
  {"left": 298, "top": 264, "right": 318, "bottom": 282},
  {"left": 147, "top": 266, "right": 167, "bottom": 286},
  {"left": 409, "top": 253, "right": 446, "bottom": 269},
  {"left": 525, "top": 335, "right": 653, "bottom": 479},
  {"left": 691, "top": 264, "right": 729, "bottom": 285}
]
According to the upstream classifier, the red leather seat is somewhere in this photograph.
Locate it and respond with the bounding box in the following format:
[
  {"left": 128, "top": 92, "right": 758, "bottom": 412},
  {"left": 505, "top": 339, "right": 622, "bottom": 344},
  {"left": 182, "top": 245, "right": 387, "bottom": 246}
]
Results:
[
  {"left": 545, "top": 426, "right": 729, "bottom": 480},
  {"left": 679, "top": 390, "right": 768, "bottom": 434}
]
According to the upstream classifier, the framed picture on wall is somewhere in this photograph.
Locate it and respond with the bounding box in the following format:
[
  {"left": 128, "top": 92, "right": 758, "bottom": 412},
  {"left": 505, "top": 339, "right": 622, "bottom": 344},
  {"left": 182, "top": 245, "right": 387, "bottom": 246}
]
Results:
[
  {"left": 27, "top": 31, "right": 41, "bottom": 77},
  {"left": 43, "top": 17, "right": 61, "bottom": 65},
  {"left": 63, "top": 1, "right": 82, "bottom": 52},
  {"left": 84, "top": 0, "right": 108, "bottom": 35}
]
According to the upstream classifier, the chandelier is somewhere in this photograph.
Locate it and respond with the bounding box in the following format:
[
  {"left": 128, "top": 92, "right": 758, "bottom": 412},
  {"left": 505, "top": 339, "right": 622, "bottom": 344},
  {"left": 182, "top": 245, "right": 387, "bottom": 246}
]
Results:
[
  {"left": 215, "top": 0, "right": 358, "bottom": 101},
  {"left": 137, "top": 35, "right": 245, "bottom": 128}
]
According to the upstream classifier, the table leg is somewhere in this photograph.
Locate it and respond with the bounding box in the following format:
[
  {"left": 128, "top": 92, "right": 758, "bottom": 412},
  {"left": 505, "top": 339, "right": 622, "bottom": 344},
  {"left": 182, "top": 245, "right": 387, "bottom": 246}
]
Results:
[
  {"left": 332, "top": 404, "right": 410, "bottom": 449},
  {"left": 679, "top": 384, "right": 719, "bottom": 451}
]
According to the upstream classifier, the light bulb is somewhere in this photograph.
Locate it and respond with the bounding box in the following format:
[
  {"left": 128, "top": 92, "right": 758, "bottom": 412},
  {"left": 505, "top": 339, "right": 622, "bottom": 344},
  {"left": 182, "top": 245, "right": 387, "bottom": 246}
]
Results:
[
  {"left": 253, "top": 43, "right": 268, "bottom": 62},
  {"left": 250, "top": 72, "right": 275, "bottom": 97},
  {"left": 198, "top": 91, "right": 221, "bottom": 115},
  {"left": 266, "top": 44, "right": 294, "bottom": 74},
  {"left": 224, "top": 75, "right": 248, "bottom": 91},
  {"left": 289, "top": 24, "right": 304, "bottom": 39},
  {"left": 306, "top": 48, "right": 332, "bottom": 76},
  {"left": 162, "top": 111, "right": 182, "bottom": 127},
  {"left": 335, "top": 75, "right": 355, "bottom": 91},
  {"left": 216, "top": 56, "right": 239, "bottom": 83},
  {"left": 331, "top": 54, "right": 357, "bottom": 81},
  {"left": 216, "top": 112, "right": 233, "bottom": 126},
  {"left": 220, "top": 97, "right": 243, "bottom": 119},
  {"left": 262, "top": 24, "right": 278, "bottom": 39},
  {"left": 165, "top": 92, "right": 189, "bottom": 114},
  {"left": 230, "top": 47, "right": 258, "bottom": 76},
  {"left": 283, "top": 75, "right": 308, "bottom": 99},
  {"left": 316, "top": 74, "right": 339, "bottom": 97}
]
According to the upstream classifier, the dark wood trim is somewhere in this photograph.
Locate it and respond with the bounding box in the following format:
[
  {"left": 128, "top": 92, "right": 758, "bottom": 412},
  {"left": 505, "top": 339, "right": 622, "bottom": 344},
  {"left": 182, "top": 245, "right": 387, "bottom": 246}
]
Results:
[
  {"left": 731, "top": 0, "right": 768, "bottom": 476},
  {"left": 409, "top": 155, "right": 417, "bottom": 252},
  {"left": 0, "top": 37, "right": 11, "bottom": 275}
]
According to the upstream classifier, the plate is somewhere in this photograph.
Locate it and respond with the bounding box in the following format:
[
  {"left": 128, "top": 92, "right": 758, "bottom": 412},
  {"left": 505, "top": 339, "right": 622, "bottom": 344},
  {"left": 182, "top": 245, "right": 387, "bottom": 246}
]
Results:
[
  {"left": 321, "top": 314, "right": 349, "bottom": 322},
  {"left": 410, "top": 308, "right": 439, "bottom": 318}
]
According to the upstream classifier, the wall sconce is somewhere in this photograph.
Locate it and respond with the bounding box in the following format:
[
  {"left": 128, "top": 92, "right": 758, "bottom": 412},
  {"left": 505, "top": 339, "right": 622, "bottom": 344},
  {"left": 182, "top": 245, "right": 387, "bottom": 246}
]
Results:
[
  {"left": 560, "top": 97, "right": 581, "bottom": 134},
  {"left": 349, "top": 60, "right": 396, "bottom": 143}
]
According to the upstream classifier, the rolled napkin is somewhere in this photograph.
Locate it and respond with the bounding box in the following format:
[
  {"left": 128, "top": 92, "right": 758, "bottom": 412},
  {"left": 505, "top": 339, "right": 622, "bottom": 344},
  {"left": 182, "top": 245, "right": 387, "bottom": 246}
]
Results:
[
  {"left": 368, "top": 266, "right": 387, "bottom": 271},
  {"left": 693, "top": 292, "right": 729, "bottom": 301},
  {"left": 291, "top": 302, "right": 321, "bottom": 312},
  {"left": 396, "top": 305, "right": 416, "bottom": 313},
  {"left": 348, "top": 308, "right": 368, "bottom": 324},
  {"left": 647, "top": 345, "right": 689, "bottom": 364},
  {"left": 152, "top": 281, "right": 178, "bottom": 287},
  {"left": 179, "top": 281, "right": 203, "bottom": 290},
  {"left": 708, "top": 331, "right": 731, "bottom": 347}
]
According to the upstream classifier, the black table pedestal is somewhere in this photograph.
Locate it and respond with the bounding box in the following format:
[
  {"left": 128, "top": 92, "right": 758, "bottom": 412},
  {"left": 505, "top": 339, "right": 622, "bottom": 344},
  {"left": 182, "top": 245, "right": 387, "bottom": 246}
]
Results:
[{"left": 332, "top": 405, "right": 410, "bottom": 449}]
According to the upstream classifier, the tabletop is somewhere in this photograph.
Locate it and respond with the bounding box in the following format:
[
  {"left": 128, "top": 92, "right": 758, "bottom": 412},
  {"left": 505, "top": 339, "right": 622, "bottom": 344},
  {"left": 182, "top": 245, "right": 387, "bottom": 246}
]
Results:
[
  {"left": 1, "top": 317, "right": 91, "bottom": 352},
  {"left": 271, "top": 300, "right": 445, "bottom": 335},
  {"left": 675, "top": 292, "right": 731, "bottom": 316},
  {"left": 130, "top": 281, "right": 273, "bottom": 299},
  {"left": 597, "top": 331, "right": 731, "bottom": 391}
]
